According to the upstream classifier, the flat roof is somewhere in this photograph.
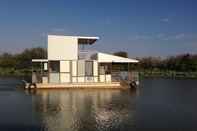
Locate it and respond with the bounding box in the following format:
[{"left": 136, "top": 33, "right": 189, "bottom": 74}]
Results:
[{"left": 48, "top": 35, "right": 99, "bottom": 45}]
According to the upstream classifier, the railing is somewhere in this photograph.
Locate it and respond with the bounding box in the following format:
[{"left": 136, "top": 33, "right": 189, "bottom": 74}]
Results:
[
  {"left": 78, "top": 50, "right": 97, "bottom": 60},
  {"left": 111, "top": 71, "right": 139, "bottom": 82}
]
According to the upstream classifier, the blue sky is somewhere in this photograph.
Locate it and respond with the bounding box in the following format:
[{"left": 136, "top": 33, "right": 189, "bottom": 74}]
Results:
[{"left": 0, "top": 0, "right": 197, "bottom": 57}]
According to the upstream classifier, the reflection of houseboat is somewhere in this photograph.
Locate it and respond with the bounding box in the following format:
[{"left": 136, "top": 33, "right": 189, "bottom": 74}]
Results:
[{"left": 27, "top": 35, "right": 139, "bottom": 89}]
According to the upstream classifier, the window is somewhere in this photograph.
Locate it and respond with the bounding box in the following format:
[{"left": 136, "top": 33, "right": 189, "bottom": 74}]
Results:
[
  {"left": 99, "top": 64, "right": 111, "bottom": 75},
  {"left": 50, "top": 61, "right": 60, "bottom": 73},
  {"left": 99, "top": 66, "right": 105, "bottom": 75},
  {"left": 78, "top": 60, "right": 85, "bottom": 76},
  {"left": 85, "top": 61, "right": 93, "bottom": 76},
  {"left": 77, "top": 60, "right": 94, "bottom": 76}
]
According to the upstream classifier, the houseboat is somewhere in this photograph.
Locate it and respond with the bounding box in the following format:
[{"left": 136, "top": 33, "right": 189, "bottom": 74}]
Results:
[{"left": 27, "top": 35, "right": 139, "bottom": 89}]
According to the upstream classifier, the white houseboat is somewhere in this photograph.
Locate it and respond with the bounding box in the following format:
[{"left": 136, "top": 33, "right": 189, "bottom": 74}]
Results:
[{"left": 28, "top": 35, "right": 139, "bottom": 89}]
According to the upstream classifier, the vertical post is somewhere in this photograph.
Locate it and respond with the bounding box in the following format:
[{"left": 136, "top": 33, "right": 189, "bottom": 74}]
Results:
[
  {"left": 32, "top": 62, "right": 33, "bottom": 83},
  {"left": 98, "top": 63, "right": 100, "bottom": 82},
  {"left": 111, "top": 62, "right": 112, "bottom": 83},
  {"left": 128, "top": 63, "right": 130, "bottom": 86},
  {"left": 40, "top": 62, "right": 42, "bottom": 83},
  {"left": 48, "top": 61, "right": 50, "bottom": 83}
]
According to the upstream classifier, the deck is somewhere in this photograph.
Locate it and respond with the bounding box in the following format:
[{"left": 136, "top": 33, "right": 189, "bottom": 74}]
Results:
[{"left": 25, "top": 82, "right": 127, "bottom": 89}]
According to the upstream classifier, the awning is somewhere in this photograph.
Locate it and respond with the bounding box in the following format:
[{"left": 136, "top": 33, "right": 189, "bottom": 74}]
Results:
[
  {"left": 32, "top": 59, "right": 48, "bottom": 62},
  {"left": 97, "top": 52, "right": 139, "bottom": 63}
]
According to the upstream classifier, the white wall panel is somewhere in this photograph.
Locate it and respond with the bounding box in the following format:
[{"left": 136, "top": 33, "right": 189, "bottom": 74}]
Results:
[
  {"left": 60, "top": 61, "right": 70, "bottom": 72},
  {"left": 99, "top": 75, "right": 105, "bottom": 82},
  {"left": 106, "top": 75, "right": 111, "bottom": 82},
  {"left": 60, "top": 73, "right": 70, "bottom": 83},
  {"left": 72, "top": 77, "right": 77, "bottom": 83},
  {"left": 78, "top": 77, "right": 85, "bottom": 82},
  {"left": 94, "top": 77, "right": 98, "bottom": 82},
  {"left": 72, "top": 61, "right": 77, "bottom": 76},
  {"left": 44, "top": 63, "right": 48, "bottom": 70},
  {"left": 48, "top": 35, "right": 78, "bottom": 60},
  {"left": 42, "top": 77, "right": 48, "bottom": 83},
  {"left": 93, "top": 61, "right": 98, "bottom": 76}
]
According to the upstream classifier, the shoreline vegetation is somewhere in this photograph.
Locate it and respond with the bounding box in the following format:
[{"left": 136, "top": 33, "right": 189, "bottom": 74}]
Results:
[
  {"left": 0, "top": 48, "right": 197, "bottom": 79},
  {"left": 140, "top": 71, "right": 197, "bottom": 79}
]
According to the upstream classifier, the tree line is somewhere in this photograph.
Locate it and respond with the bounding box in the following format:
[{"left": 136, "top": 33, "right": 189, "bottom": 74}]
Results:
[
  {"left": 0, "top": 48, "right": 197, "bottom": 76},
  {"left": 0, "top": 47, "right": 47, "bottom": 75},
  {"left": 113, "top": 51, "right": 197, "bottom": 72}
]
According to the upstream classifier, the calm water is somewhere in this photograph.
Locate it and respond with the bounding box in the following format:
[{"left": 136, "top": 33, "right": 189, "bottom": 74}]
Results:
[{"left": 0, "top": 77, "right": 197, "bottom": 130}]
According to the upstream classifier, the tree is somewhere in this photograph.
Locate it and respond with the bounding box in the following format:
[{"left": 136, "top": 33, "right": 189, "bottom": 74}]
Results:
[{"left": 113, "top": 51, "right": 128, "bottom": 58}]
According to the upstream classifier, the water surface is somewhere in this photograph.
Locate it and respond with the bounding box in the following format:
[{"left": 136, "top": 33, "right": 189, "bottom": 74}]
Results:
[
  {"left": 0, "top": 77, "right": 136, "bottom": 131},
  {"left": 0, "top": 77, "right": 197, "bottom": 130}
]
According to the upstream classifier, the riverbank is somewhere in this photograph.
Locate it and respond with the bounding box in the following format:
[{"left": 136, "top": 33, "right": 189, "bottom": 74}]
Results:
[
  {"left": 140, "top": 70, "right": 197, "bottom": 79},
  {"left": 0, "top": 68, "right": 31, "bottom": 77}
]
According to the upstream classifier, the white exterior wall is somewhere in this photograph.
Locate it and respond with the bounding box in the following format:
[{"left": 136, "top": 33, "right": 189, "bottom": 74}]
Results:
[
  {"left": 94, "top": 77, "right": 98, "bottom": 82},
  {"left": 72, "top": 61, "right": 77, "bottom": 76},
  {"left": 93, "top": 61, "right": 98, "bottom": 76},
  {"left": 106, "top": 75, "right": 111, "bottom": 82},
  {"left": 48, "top": 35, "right": 78, "bottom": 60},
  {"left": 99, "top": 75, "right": 105, "bottom": 82},
  {"left": 60, "top": 61, "right": 70, "bottom": 72},
  {"left": 42, "top": 77, "right": 48, "bottom": 83},
  {"left": 60, "top": 73, "right": 70, "bottom": 83},
  {"left": 60, "top": 61, "right": 71, "bottom": 83},
  {"left": 78, "top": 77, "right": 85, "bottom": 82},
  {"left": 72, "top": 77, "right": 77, "bottom": 83}
]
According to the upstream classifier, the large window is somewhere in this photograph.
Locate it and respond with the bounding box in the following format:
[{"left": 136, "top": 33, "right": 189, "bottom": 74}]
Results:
[{"left": 77, "top": 60, "right": 94, "bottom": 76}]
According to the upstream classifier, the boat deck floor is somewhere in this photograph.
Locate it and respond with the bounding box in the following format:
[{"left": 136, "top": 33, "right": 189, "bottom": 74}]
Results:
[{"left": 25, "top": 82, "right": 126, "bottom": 89}]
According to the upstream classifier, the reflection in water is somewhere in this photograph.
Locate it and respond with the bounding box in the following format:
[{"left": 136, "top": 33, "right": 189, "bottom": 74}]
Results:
[{"left": 32, "top": 90, "right": 136, "bottom": 131}]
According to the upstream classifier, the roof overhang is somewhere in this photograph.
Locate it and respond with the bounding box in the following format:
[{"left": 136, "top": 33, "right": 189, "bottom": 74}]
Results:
[
  {"left": 77, "top": 36, "right": 99, "bottom": 45},
  {"left": 32, "top": 59, "right": 48, "bottom": 62},
  {"left": 97, "top": 52, "right": 139, "bottom": 63},
  {"left": 48, "top": 35, "right": 99, "bottom": 45}
]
